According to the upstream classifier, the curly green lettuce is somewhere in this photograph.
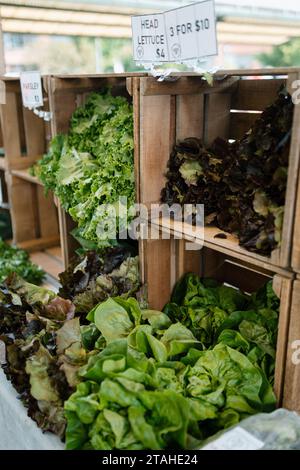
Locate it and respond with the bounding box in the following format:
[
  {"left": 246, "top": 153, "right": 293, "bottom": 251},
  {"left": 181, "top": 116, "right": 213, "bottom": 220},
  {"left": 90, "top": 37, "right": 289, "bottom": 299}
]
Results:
[{"left": 35, "top": 92, "right": 134, "bottom": 249}]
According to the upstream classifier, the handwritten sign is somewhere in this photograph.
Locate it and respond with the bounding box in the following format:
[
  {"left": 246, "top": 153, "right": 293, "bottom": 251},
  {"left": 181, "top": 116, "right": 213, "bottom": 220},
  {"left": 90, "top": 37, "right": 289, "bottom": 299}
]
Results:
[{"left": 20, "top": 71, "right": 43, "bottom": 109}]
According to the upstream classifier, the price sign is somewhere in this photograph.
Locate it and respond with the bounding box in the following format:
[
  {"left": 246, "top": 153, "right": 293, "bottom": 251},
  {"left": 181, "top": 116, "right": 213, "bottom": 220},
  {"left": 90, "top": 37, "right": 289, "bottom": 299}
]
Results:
[
  {"left": 131, "top": 13, "right": 168, "bottom": 63},
  {"left": 165, "top": 1, "right": 218, "bottom": 62},
  {"left": 132, "top": 0, "right": 218, "bottom": 63},
  {"left": 20, "top": 71, "right": 43, "bottom": 109}
]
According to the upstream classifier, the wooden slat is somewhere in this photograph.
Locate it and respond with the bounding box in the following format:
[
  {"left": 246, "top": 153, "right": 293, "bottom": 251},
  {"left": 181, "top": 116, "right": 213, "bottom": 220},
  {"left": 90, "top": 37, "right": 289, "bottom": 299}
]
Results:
[
  {"left": 37, "top": 186, "right": 59, "bottom": 238},
  {"left": 30, "top": 250, "right": 63, "bottom": 279},
  {"left": 0, "top": 92, "right": 22, "bottom": 168},
  {"left": 54, "top": 73, "right": 147, "bottom": 80},
  {"left": 231, "top": 78, "right": 285, "bottom": 111},
  {"left": 204, "top": 92, "right": 231, "bottom": 145},
  {"left": 283, "top": 280, "right": 300, "bottom": 412},
  {"left": 16, "top": 90, "right": 26, "bottom": 155},
  {"left": 202, "top": 247, "right": 272, "bottom": 292},
  {"left": 140, "top": 76, "right": 239, "bottom": 97},
  {"left": 229, "top": 111, "right": 260, "bottom": 140},
  {"left": 0, "top": 114, "right": 3, "bottom": 148},
  {"left": 132, "top": 77, "right": 141, "bottom": 204},
  {"left": 274, "top": 276, "right": 293, "bottom": 404},
  {"left": 18, "top": 235, "right": 60, "bottom": 252},
  {"left": 176, "top": 93, "right": 204, "bottom": 140},
  {"left": 144, "top": 238, "right": 172, "bottom": 311},
  {"left": 214, "top": 67, "right": 299, "bottom": 76},
  {"left": 11, "top": 168, "right": 42, "bottom": 185},
  {"left": 0, "top": 157, "right": 5, "bottom": 170},
  {"left": 6, "top": 173, "right": 38, "bottom": 243},
  {"left": 139, "top": 93, "right": 175, "bottom": 204},
  {"left": 175, "top": 93, "right": 204, "bottom": 277},
  {"left": 176, "top": 239, "right": 201, "bottom": 279},
  {"left": 57, "top": 203, "right": 78, "bottom": 268},
  {"left": 50, "top": 75, "right": 138, "bottom": 93},
  {"left": 151, "top": 217, "right": 294, "bottom": 277},
  {"left": 49, "top": 87, "right": 77, "bottom": 136},
  {"left": 283, "top": 71, "right": 300, "bottom": 269},
  {"left": 23, "top": 106, "right": 46, "bottom": 156},
  {"left": 200, "top": 247, "right": 225, "bottom": 279},
  {"left": 45, "top": 245, "right": 63, "bottom": 262}
]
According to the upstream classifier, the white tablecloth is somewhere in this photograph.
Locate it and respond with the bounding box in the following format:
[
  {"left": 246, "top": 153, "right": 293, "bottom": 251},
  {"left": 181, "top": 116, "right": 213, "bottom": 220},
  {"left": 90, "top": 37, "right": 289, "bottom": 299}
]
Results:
[{"left": 0, "top": 368, "right": 64, "bottom": 450}]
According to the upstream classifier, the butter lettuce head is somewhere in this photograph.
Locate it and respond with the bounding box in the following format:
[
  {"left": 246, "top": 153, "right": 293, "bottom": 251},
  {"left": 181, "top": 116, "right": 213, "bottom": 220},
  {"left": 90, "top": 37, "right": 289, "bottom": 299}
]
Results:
[{"left": 64, "top": 293, "right": 277, "bottom": 450}]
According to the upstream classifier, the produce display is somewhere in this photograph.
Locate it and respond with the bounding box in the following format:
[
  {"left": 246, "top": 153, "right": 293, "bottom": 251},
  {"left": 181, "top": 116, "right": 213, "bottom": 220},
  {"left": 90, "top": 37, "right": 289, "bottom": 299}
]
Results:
[
  {"left": 0, "top": 73, "right": 295, "bottom": 453},
  {"left": 33, "top": 91, "right": 134, "bottom": 249},
  {"left": 58, "top": 246, "right": 140, "bottom": 316},
  {"left": 164, "top": 274, "right": 279, "bottom": 385},
  {"left": 0, "top": 248, "right": 141, "bottom": 439},
  {"left": 161, "top": 88, "right": 293, "bottom": 255},
  {"left": 64, "top": 275, "right": 278, "bottom": 450},
  {"left": 0, "top": 238, "right": 45, "bottom": 284},
  {"left": 0, "top": 267, "right": 278, "bottom": 450},
  {"left": 0, "top": 274, "right": 75, "bottom": 437}
]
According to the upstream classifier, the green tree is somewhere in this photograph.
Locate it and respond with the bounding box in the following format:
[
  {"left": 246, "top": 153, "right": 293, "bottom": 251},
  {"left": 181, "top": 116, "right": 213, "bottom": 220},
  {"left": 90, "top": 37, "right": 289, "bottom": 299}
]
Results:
[
  {"left": 258, "top": 37, "right": 300, "bottom": 67},
  {"left": 100, "top": 38, "right": 142, "bottom": 73}
]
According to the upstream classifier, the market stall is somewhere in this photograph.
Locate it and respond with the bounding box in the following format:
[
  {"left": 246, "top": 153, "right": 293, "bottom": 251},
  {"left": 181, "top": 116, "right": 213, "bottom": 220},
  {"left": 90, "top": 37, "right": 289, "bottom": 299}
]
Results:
[{"left": 0, "top": 68, "right": 300, "bottom": 451}]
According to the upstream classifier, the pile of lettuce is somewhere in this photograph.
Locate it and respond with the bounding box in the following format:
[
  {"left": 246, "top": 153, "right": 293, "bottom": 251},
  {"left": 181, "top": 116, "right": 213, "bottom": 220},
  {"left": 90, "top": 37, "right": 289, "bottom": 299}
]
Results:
[
  {"left": 0, "top": 249, "right": 141, "bottom": 438},
  {"left": 58, "top": 246, "right": 141, "bottom": 316},
  {"left": 0, "top": 238, "right": 45, "bottom": 284},
  {"left": 64, "top": 274, "right": 279, "bottom": 450},
  {"left": 161, "top": 88, "right": 293, "bottom": 255},
  {"left": 34, "top": 91, "right": 134, "bottom": 249},
  {"left": 164, "top": 274, "right": 279, "bottom": 385},
  {"left": 0, "top": 274, "right": 76, "bottom": 437},
  {"left": 0, "top": 260, "right": 279, "bottom": 449}
]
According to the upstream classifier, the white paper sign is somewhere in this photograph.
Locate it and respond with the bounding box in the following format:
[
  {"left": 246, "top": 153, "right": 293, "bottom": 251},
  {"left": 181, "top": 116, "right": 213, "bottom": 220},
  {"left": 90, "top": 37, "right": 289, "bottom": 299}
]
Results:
[
  {"left": 201, "top": 427, "right": 265, "bottom": 451},
  {"left": 165, "top": 1, "right": 218, "bottom": 62},
  {"left": 20, "top": 71, "right": 43, "bottom": 109},
  {"left": 132, "top": 0, "right": 217, "bottom": 63},
  {"left": 131, "top": 13, "right": 168, "bottom": 63}
]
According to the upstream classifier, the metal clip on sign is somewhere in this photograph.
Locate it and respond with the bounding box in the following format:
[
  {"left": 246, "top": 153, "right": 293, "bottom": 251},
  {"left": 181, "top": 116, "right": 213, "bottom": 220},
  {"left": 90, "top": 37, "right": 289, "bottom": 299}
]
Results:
[
  {"left": 32, "top": 108, "right": 53, "bottom": 122},
  {"left": 139, "top": 60, "right": 219, "bottom": 83}
]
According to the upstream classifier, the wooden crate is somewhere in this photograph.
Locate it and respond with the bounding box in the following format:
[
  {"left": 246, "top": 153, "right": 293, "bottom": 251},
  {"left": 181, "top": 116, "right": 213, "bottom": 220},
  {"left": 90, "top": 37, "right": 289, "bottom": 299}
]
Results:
[
  {"left": 132, "top": 68, "right": 300, "bottom": 272},
  {"left": 141, "top": 235, "right": 294, "bottom": 406},
  {"left": 0, "top": 77, "right": 52, "bottom": 170},
  {"left": 45, "top": 73, "right": 146, "bottom": 268},
  {"left": 5, "top": 171, "right": 60, "bottom": 251},
  {"left": 0, "top": 76, "right": 60, "bottom": 254}
]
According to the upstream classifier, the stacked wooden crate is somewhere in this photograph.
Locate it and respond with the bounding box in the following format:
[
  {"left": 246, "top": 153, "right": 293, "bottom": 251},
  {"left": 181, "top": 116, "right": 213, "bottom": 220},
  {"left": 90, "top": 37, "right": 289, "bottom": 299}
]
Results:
[
  {"left": 0, "top": 76, "right": 62, "bottom": 277},
  {"left": 129, "top": 68, "right": 300, "bottom": 411},
  {"left": 45, "top": 73, "right": 146, "bottom": 268},
  {"left": 0, "top": 119, "right": 10, "bottom": 234}
]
